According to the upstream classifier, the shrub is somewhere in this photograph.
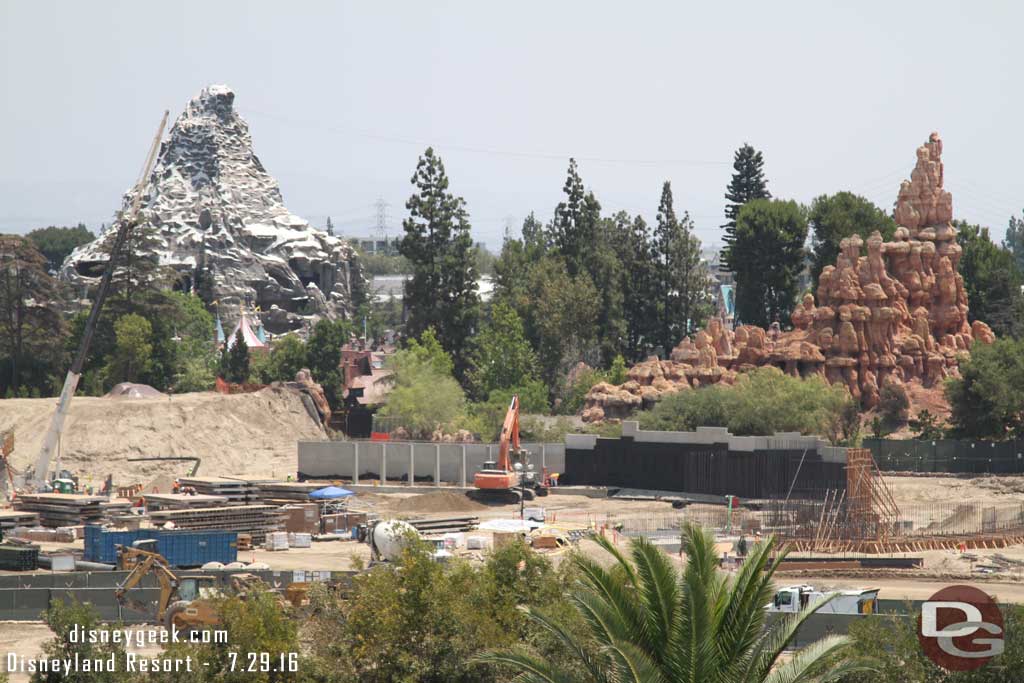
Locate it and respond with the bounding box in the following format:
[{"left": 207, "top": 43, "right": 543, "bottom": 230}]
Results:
[
  {"left": 878, "top": 380, "right": 910, "bottom": 426},
  {"left": 638, "top": 367, "right": 854, "bottom": 442}
]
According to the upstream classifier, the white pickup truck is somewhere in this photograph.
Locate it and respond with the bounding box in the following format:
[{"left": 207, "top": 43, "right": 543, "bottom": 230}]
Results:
[{"left": 767, "top": 585, "right": 879, "bottom": 615}]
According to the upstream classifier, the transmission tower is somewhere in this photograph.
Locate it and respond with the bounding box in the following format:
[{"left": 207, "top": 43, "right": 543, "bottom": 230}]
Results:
[{"left": 375, "top": 197, "right": 390, "bottom": 245}]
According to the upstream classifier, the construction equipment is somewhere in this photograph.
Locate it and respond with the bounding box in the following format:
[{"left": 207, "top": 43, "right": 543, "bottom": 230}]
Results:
[
  {"left": 115, "top": 542, "right": 220, "bottom": 630},
  {"left": 126, "top": 456, "right": 202, "bottom": 477},
  {"left": 115, "top": 543, "right": 289, "bottom": 629},
  {"left": 470, "top": 395, "right": 546, "bottom": 504},
  {"left": 0, "top": 431, "right": 15, "bottom": 499},
  {"left": 27, "top": 112, "right": 169, "bottom": 491}
]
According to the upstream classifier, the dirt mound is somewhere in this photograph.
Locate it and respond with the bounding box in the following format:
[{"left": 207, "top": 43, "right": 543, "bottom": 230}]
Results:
[
  {"left": 393, "top": 490, "right": 486, "bottom": 514},
  {"left": 0, "top": 386, "right": 326, "bottom": 487}
]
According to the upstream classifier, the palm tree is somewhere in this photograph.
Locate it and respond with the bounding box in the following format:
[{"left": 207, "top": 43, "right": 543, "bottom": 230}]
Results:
[{"left": 477, "top": 523, "right": 865, "bottom": 683}]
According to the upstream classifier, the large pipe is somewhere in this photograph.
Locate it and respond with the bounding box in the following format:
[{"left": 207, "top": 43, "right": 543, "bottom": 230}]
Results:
[{"left": 37, "top": 556, "right": 114, "bottom": 571}]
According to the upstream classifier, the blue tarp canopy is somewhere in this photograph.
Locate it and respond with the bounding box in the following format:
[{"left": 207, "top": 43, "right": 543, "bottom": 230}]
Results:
[{"left": 309, "top": 486, "right": 355, "bottom": 499}]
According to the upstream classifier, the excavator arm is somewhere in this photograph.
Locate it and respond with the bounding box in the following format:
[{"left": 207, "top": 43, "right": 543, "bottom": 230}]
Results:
[
  {"left": 496, "top": 395, "right": 520, "bottom": 472},
  {"left": 114, "top": 546, "right": 180, "bottom": 621}
]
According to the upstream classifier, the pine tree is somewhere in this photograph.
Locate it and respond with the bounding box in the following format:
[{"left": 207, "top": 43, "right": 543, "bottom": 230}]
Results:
[
  {"left": 674, "top": 211, "right": 713, "bottom": 339},
  {"left": 654, "top": 182, "right": 679, "bottom": 350},
  {"left": 720, "top": 144, "right": 771, "bottom": 271},
  {"left": 652, "top": 182, "right": 713, "bottom": 352},
  {"left": 728, "top": 199, "right": 807, "bottom": 328},
  {"left": 221, "top": 329, "right": 250, "bottom": 383},
  {"left": 611, "top": 212, "right": 656, "bottom": 360},
  {"left": 551, "top": 159, "right": 600, "bottom": 277},
  {"left": 1006, "top": 211, "right": 1024, "bottom": 273},
  {"left": 399, "top": 148, "right": 480, "bottom": 375},
  {"left": 326, "top": 216, "right": 334, "bottom": 237},
  {"left": 0, "top": 236, "right": 65, "bottom": 393}
]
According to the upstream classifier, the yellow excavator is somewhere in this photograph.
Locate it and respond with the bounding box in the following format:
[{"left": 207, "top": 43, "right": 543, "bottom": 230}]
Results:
[
  {"left": 115, "top": 542, "right": 304, "bottom": 629},
  {"left": 114, "top": 543, "right": 223, "bottom": 630}
]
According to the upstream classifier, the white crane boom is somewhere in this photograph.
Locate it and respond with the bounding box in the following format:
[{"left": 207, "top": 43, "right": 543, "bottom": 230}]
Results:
[{"left": 28, "top": 111, "right": 169, "bottom": 489}]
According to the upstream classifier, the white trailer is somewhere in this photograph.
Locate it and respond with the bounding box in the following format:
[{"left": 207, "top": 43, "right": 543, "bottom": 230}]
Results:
[{"left": 767, "top": 585, "right": 879, "bottom": 615}]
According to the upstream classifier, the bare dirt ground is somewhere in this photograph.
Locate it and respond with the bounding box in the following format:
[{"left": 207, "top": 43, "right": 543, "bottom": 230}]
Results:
[{"left": 0, "top": 388, "right": 326, "bottom": 486}]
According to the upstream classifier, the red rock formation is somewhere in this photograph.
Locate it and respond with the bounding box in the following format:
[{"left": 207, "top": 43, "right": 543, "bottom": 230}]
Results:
[{"left": 583, "top": 133, "right": 995, "bottom": 422}]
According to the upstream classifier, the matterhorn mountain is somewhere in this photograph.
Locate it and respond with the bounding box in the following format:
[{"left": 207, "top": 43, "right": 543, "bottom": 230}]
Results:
[{"left": 62, "top": 84, "right": 365, "bottom": 333}]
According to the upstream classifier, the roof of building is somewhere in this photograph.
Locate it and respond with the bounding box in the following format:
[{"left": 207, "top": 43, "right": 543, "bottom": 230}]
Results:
[{"left": 226, "top": 312, "right": 267, "bottom": 349}]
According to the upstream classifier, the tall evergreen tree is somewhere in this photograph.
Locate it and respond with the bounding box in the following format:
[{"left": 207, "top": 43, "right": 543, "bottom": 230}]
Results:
[
  {"left": 549, "top": 159, "right": 625, "bottom": 363},
  {"left": 25, "top": 223, "right": 95, "bottom": 272},
  {"left": 652, "top": 182, "right": 713, "bottom": 352},
  {"left": 720, "top": 143, "right": 771, "bottom": 271},
  {"left": 221, "top": 329, "right": 250, "bottom": 383},
  {"left": 550, "top": 159, "right": 600, "bottom": 277},
  {"left": 674, "top": 210, "right": 713, "bottom": 339},
  {"left": 399, "top": 148, "right": 480, "bottom": 374},
  {"left": 611, "top": 212, "right": 656, "bottom": 360},
  {"left": 957, "top": 220, "right": 1024, "bottom": 338},
  {"left": 325, "top": 216, "right": 334, "bottom": 237},
  {"left": 0, "top": 236, "right": 65, "bottom": 393},
  {"left": 654, "top": 182, "right": 680, "bottom": 350},
  {"left": 1006, "top": 211, "right": 1024, "bottom": 273},
  {"left": 727, "top": 199, "right": 808, "bottom": 328}
]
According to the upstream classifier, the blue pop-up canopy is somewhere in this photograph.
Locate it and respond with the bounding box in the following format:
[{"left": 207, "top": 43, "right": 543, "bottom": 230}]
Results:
[{"left": 309, "top": 486, "right": 355, "bottom": 499}]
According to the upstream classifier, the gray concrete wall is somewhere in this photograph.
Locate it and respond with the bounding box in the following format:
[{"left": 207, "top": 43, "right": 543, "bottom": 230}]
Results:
[
  {"left": 298, "top": 440, "right": 566, "bottom": 485},
  {"left": 0, "top": 569, "right": 355, "bottom": 622}
]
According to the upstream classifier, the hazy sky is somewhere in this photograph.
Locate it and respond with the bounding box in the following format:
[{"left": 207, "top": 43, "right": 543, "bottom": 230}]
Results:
[{"left": 2, "top": 1, "right": 1022, "bottom": 250}]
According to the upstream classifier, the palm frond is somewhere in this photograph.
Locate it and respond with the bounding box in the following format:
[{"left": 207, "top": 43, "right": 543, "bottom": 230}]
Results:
[
  {"left": 573, "top": 553, "right": 646, "bottom": 640},
  {"left": 673, "top": 523, "right": 726, "bottom": 682},
  {"left": 604, "top": 639, "right": 670, "bottom": 683},
  {"left": 629, "top": 536, "right": 681, "bottom": 657},
  {"left": 715, "top": 535, "right": 780, "bottom": 664},
  {"left": 473, "top": 650, "right": 582, "bottom": 683},
  {"left": 591, "top": 532, "right": 640, "bottom": 587},
  {"left": 761, "top": 635, "right": 856, "bottom": 683},
  {"left": 515, "top": 605, "right": 613, "bottom": 683},
  {"left": 743, "top": 593, "right": 842, "bottom": 682}
]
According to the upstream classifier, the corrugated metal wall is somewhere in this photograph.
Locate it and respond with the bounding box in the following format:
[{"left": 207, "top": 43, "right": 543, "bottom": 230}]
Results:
[{"left": 565, "top": 438, "right": 845, "bottom": 499}]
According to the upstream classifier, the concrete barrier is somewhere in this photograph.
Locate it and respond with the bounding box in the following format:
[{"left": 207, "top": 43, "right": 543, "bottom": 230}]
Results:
[{"left": 298, "top": 440, "right": 566, "bottom": 485}]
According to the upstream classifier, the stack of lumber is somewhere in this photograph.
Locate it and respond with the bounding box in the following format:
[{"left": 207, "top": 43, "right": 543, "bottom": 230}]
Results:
[
  {"left": 256, "top": 481, "right": 325, "bottom": 505},
  {"left": 148, "top": 504, "right": 283, "bottom": 543},
  {"left": 407, "top": 515, "right": 479, "bottom": 535},
  {"left": 143, "top": 493, "right": 229, "bottom": 511},
  {"left": 177, "top": 477, "right": 260, "bottom": 504},
  {"left": 14, "top": 494, "right": 128, "bottom": 528},
  {"left": 0, "top": 510, "right": 39, "bottom": 531}
]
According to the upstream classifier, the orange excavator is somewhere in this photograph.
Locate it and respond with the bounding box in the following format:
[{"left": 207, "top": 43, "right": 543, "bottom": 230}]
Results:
[{"left": 470, "top": 395, "right": 547, "bottom": 503}]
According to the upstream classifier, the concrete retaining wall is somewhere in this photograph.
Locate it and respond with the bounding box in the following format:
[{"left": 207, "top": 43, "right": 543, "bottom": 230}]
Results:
[
  {"left": 0, "top": 569, "right": 355, "bottom": 622},
  {"left": 298, "top": 440, "right": 566, "bottom": 485}
]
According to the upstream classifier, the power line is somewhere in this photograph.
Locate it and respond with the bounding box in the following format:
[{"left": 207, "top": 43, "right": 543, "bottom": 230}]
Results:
[{"left": 245, "top": 108, "right": 731, "bottom": 167}]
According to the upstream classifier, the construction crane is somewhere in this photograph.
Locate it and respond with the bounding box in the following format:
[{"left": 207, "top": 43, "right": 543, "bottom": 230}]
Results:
[
  {"left": 27, "top": 111, "right": 169, "bottom": 490},
  {"left": 470, "top": 395, "right": 547, "bottom": 504}
]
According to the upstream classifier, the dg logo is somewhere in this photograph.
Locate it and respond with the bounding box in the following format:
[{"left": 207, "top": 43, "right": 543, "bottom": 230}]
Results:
[{"left": 918, "top": 585, "right": 1005, "bottom": 671}]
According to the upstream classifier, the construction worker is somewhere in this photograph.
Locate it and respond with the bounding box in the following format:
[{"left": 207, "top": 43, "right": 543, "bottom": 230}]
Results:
[{"left": 172, "top": 479, "right": 181, "bottom": 494}]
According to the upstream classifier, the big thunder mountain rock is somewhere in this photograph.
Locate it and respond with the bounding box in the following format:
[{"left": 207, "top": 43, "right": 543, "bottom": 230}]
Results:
[
  {"left": 583, "top": 132, "right": 995, "bottom": 422},
  {"left": 61, "top": 85, "right": 365, "bottom": 333}
]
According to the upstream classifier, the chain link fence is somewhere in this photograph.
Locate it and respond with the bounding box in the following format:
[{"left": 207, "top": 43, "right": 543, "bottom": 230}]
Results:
[{"left": 866, "top": 438, "right": 1024, "bottom": 474}]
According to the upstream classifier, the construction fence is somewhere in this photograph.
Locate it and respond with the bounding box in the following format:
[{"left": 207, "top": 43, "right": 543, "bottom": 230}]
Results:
[
  {"left": 866, "top": 437, "right": 1024, "bottom": 474},
  {"left": 548, "top": 501, "right": 1024, "bottom": 543}
]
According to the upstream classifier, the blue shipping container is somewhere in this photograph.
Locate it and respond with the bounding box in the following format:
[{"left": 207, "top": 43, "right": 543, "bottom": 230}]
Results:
[{"left": 84, "top": 527, "right": 237, "bottom": 567}]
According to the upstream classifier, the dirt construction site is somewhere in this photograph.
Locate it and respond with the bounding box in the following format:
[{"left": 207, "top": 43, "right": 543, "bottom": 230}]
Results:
[{"left": 3, "top": 389, "right": 1024, "bottom": 680}]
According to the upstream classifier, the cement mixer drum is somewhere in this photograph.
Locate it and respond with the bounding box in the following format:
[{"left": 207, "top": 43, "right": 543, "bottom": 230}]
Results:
[{"left": 369, "top": 519, "right": 419, "bottom": 562}]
